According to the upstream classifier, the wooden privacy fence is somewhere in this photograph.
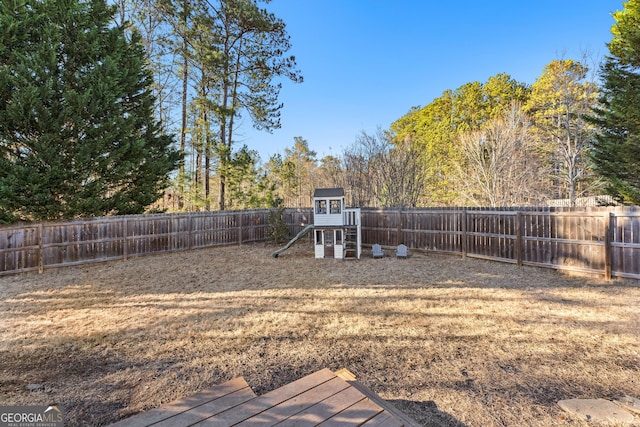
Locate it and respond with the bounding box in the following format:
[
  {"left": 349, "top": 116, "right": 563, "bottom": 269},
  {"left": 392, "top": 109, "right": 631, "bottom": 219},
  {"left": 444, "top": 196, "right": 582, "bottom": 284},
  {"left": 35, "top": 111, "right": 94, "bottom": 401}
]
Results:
[
  {"left": 361, "top": 207, "right": 640, "bottom": 280},
  {"left": 0, "top": 210, "right": 270, "bottom": 276},
  {"left": 1, "top": 207, "right": 639, "bottom": 280}
]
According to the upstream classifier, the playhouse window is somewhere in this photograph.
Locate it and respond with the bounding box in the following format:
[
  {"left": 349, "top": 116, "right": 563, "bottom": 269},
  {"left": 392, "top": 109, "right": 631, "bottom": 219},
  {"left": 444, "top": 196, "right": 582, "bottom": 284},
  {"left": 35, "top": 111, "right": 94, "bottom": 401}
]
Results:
[
  {"left": 315, "top": 200, "right": 327, "bottom": 214},
  {"left": 330, "top": 200, "right": 341, "bottom": 214},
  {"left": 335, "top": 230, "right": 343, "bottom": 245},
  {"left": 315, "top": 230, "right": 322, "bottom": 245}
]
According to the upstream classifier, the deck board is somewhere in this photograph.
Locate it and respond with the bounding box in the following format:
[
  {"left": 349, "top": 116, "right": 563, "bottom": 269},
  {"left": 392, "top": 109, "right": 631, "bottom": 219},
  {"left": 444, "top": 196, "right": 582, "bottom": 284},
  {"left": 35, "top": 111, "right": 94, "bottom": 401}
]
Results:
[
  {"left": 194, "top": 369, "right": 337, "bottom": 426},
  {"left": 275, "top": 386, "right": 367, "bottom": 427},
  {"left": 153, "top": 387, "right": 258, "bottom": 427},
  {"left": 233, "top": 376, "right": 350, "bottom": 426},
  {"left": 108, "top": 377, "right": 255, "bottom": 427},
  {"left": 361, "top": 411, "right": 405, "bottom": 427},
  {"left": 345, "top": 376, "right": 422, "bottom": 427},
  {"left": 317, "top": 398, "right": 384, "bottom": 427},
  {"left": 108, "top": 368, "right": 417, "bottom": 427}
]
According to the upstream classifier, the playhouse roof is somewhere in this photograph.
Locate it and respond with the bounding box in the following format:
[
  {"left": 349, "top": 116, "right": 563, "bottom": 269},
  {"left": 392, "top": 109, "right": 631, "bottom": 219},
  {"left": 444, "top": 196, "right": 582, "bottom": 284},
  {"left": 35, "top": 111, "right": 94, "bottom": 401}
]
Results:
[{"left": 313, "top": 188, "right": 344, "bottom": 198}]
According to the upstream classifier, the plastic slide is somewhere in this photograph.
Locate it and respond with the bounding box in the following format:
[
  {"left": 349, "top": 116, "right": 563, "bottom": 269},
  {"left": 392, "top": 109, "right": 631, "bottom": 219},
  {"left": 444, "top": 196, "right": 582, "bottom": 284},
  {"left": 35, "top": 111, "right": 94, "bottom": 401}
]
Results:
[{"left": 271, "top": 224, "right": 315, "bottom": 258}]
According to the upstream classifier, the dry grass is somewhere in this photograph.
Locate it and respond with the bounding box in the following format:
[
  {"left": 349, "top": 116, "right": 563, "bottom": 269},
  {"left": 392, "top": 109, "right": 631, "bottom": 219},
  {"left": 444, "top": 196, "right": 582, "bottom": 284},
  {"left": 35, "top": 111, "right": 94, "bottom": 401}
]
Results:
[{"left": 1, "top": 243, "right": 639, "bottom": 426}]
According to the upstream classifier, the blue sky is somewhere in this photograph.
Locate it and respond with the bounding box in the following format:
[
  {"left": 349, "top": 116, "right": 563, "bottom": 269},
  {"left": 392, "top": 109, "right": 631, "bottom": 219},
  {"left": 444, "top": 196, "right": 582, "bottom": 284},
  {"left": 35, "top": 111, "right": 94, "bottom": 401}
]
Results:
[{"left": 239, "top": 0, "right": 623, "bottom": 162}]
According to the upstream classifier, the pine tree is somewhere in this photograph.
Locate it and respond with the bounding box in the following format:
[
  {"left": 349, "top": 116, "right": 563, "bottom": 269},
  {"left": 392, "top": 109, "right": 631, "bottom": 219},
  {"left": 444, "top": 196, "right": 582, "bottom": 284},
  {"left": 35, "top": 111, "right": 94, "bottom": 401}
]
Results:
[
  {"left": 0, "top": 0, "right": 181, "bottom": 223},
  {"left": 591, "top": 0, "right": 640, "bottom": 204}
]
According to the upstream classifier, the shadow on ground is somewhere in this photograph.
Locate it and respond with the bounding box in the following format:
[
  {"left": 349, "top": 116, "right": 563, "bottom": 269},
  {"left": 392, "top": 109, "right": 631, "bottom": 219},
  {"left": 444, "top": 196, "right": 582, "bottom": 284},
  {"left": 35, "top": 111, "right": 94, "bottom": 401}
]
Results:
[{"left": 390, "top": 399, "right": 469, "bottom": 427}]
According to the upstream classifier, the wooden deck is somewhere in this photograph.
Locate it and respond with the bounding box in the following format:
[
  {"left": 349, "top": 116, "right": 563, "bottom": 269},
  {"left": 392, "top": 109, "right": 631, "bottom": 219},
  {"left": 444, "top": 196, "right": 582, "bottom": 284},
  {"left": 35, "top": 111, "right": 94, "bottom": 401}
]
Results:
[{"left": 108, "top": 368, "right": 420, "bottom": 427}]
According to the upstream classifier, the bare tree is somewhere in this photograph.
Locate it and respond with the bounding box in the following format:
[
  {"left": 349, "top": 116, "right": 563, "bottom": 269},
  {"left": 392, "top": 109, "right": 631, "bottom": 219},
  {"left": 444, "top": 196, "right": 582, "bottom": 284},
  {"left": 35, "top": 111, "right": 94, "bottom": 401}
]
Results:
[
  {"left": 340, "top": 131, "right": 384, "bottom": 207},
  {"left": 332, "top": 128, "right": 425, "bottom": 208},
  {"left": 378, "top": 132, "right": 425, "bottom": 208},
  {"left": 454, "top": 103, "right": 543, "bottom": 207}
]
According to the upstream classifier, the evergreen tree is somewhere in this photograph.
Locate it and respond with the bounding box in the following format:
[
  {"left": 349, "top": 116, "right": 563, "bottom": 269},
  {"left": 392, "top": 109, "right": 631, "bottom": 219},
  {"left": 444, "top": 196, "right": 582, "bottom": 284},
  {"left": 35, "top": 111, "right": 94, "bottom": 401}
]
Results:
[
  {"left": 266, "top": 205, "right": 288, "bottom": 245},
  {"left": 210, "top": 0, "right": 303, "bottom": 211},
  {"left": 226, "top": 146, "right": 276, "bottom": 209},
  {"left": 591, "top": 0, "right": 640, "bottom": 204},
  {"left": 0, "top": 0, "right": 181, "bottom": 223}
]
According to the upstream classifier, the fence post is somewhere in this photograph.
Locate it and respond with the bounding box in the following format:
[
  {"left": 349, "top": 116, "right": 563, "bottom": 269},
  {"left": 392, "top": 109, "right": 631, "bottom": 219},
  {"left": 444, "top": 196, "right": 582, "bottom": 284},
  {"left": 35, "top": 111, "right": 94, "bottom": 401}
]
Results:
[
  {"left": 237, "top": 212, "right": 243, "bottom": 245},
  {"left": 461, "top": 210, "right": 467, "bottom": 258},
  {"left": 188, "top": 213, "right": 193, "bottom": 250},
  {"left": 604, "top": 212, "right": 613, "bottom": 281},
  {"left": 516, "top": 212, "right": 523, "bottom": 267},
  {"left": 38, "top": 223, "right": 44, "bottom": 274},
  {"left": 123, "top": 217, "right": 128, "bottom": 261}
]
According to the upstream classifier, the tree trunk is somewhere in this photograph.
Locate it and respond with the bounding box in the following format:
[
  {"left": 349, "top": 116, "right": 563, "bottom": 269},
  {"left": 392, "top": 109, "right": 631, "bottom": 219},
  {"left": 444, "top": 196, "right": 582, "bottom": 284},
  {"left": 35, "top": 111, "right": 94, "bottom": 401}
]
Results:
[
  {"left": 178, "top": 0, "right": 189, "bottom": 210},
  {"left": 204, "top": 86, "right": 211, "bottom": 211}
]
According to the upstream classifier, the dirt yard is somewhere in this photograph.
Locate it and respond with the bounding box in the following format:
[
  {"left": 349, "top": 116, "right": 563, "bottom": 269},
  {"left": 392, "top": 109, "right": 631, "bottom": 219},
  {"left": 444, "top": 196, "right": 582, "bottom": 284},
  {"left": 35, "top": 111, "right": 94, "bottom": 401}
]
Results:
[{"left": 1, "top": 243, "right": 639, "bottom": 426}]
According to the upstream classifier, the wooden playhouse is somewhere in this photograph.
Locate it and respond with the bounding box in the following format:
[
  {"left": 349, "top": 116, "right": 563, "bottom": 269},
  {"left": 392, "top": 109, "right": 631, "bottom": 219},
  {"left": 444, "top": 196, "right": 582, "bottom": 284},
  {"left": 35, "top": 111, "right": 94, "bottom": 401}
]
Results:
[{"left": 312, "top": 188, "right": 361, "bottom": 259}]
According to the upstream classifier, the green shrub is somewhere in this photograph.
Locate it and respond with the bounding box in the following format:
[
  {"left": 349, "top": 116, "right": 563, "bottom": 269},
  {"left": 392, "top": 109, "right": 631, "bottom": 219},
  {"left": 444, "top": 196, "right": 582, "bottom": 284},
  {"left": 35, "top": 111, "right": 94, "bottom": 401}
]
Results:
[{"left": 266, "top": 207, "right": 289, "bottom": 244}]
